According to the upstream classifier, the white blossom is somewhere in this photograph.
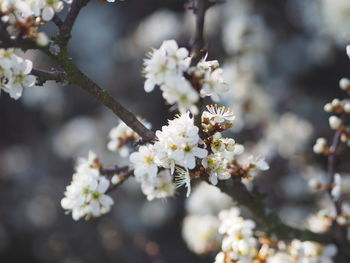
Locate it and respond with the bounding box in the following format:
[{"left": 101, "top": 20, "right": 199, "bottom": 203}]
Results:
[
  {"left": 185, "top": 182, "right": 233, "bottom": 215},
  {"left": 143, "top": 39, "right": 190, "bottom": 93},
  {"left": 329, "top": 115, "right": 342, "bottom": 130},
  {"left": 111, "top": 175, "right": 121, "bottom": 185},
  {"left": 108, "top": 120, "right": 148, "bottom": 157},
  {"left": 202, "top": 153, "right": 231, "bottom": 185},
  {"left": 216, "top": 207, "right": 258, "bottom": 263},
  {"left": 182, "top": 214, "right": 221, "bottom": 255},
  {"left": 1, "top": 0, "right": 72, "bottom": 25},
  {"left": 188, "top": 59, "right": 229, "bottom": 102},
  {"left": 202, "top": 104, "right": 235, "bottom": 124},
  {"left": 289, "top": 240, "right": 337, "bottom": 263},
  {"left": 140, "top": 169, "right": 175, "bottom": 201},
  {"left": 200, "top": 67, "right": 228, "bottom": 101},
  {"left": 143, "top": 40, "right": 230, "bottom": 113},
  {"left": 160, "top": 75, "right": 199, "bottom": 114},
  {"left": 267, "top": 252, "right": 293, "bottom": 263},
  {"left": 0, "top": 49, "right": 36, "bottom": 100},
  {"left": 313, "top": 137, "right": 327, "bottom": 155},
  {"left": 129, "top": 144, "right": 158, "bottom": 183},
  {"left": 331, "top": 173, "right": 342, "bottom": 200},
  {"left": 154, "top": 112, "right": 207, "bottom": 172},
  {"left": 306, "top": 209, "right": 332, "bottom": 233},
  {"left": 61, "top": 151, "right": 114, "bottom": 220},
  {"left": 339, "top": 77, "right": 350, "bottom": 91}
]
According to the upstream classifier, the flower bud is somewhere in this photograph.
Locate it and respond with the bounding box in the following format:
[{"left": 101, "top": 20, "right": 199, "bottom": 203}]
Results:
[
  {"left": 336, "top": 215, "right": 347, "bottom": 226},
  {"left": 344, "top": 102, "right": 350, "bottom": 113},
  {"left": 329, "top": 116, "right": 342, "bottom": 130},
  {"left": 313, "top": 143, "right": 324, "bottom": 154},
  {"left": 332, "top": 98, "right": 340, "bottom": 106},
  {"left": 36, "top": 32, "right": 49, "bottom": 47},
  {"left": 111, "top": 175, "right": 121, "bottom": 184},
  {"left": 323, "top": 103, "right": 332, "bottom": 112},
  {"left": 313, "top": 137, "right": 327, "bottom": 154},
  {"left": 308, "top": 178, "right": 320, "bottom": 190},
  {"left": 339, "top": 78, "right": 350, "bottom": 91}
]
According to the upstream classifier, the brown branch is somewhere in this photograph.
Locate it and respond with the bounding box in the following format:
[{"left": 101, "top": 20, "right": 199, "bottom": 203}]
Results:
[
  {"left": 55, "top": 0, "right": 90, "bottom": 45},
  {"left": 188, "top": 0, "right": 212, "bottom": 131},
  {"left": 31, "top": 68, "right": 67, "bottom": 85},
  {"left": 0, "top": 4, "right": 156, "bottom": 142},
  {"left": 327, "top": 129, "right": 342, "bottom": 214},
  {"left": 100, "top": 166, "right": 129, "bottom": 177},
  {"left": 50, "top": 49, "right": 156, "bottom": 142},
  {"left": 52, "top": 14, "right": 64, "bottom": 28},
  {"left": 189, "top": 0, "right": 211, "bottom": 67}
]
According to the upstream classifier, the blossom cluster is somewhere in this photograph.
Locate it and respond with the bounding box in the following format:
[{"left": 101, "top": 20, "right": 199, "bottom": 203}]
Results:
[
  {"left": 182, "top": 182, "right": 233, "bottom": 255},
  {"left": 307, "top": 44, "right": 350, "bottom": 251},
  {"left": 61, "top": 151, "right": 114, "bottom": 220},
  {"left": 267, "top": 240, "right": 337, "bottom": 263},
  {"left": 182, "top": 215, "right": 221, "bottom": 255},
  {"left": 213, "top": 208, "right": 337, "bottom": 263},
  {"left": 143, "top": 40, "right": 229, "bottom": 114},
  {"left": 214, "top": 208, "right": 257, "bottom": 263},
  {"left": 107, "top": 119, "right": 150, "bottom": 157},
  {"left": 201, "top": 105, "right": 269, "bottom": 186},
  {"left": 128, "top": 107, "right": 269, "bottom": 200},
  {"left": 129, "top": 112, "right": 205, "bottom": 198},
  {"left": 314, "top": 76, "right": 350, "bottom": 153},
  {"left": 0, "top": 0, "right": 72, "bottom": 42},
  {"left": 0, "top": 49, "right": 36, "bottom": 99}
]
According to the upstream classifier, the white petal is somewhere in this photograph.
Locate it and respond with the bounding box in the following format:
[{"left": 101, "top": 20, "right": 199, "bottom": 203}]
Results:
[
  {"left": 97, "top": 178, "right": 110, "bottom": 193},
  {"left": 42, "top": 7, "right": 55, "bottom": 21},
  {"left": 100, "top": 195, "right": 114, "bottom": 208},
  {"left": 90, "top": 200, "right": 100, "bottom": 216}
]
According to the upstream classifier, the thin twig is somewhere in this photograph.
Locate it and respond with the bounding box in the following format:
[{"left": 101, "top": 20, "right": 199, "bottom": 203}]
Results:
[
  {"left": 107, "top": 170, "right": 133, "bottom": 194},
  {"left": 50, "top": 48, "right": 156, "bottom": 142},
  {"left": 189, "top": 0, "right": 212, "bottom": 130},
  {"left": 100, "top": 166, "right": 129, "bottom": 177},
  {"left": 31, "top": 68, "right": 67, "bottom": 85},
  {"left": 52, "top": 14, "right": 64, "bottom": 28},
  {"left": 326, "top": 115, "right": 350, "bottom": 262},
  {"left": 327, "top": 129, "right": 342, "bottom": 214},
  {"left": 56, "top": 0, "right": 91, "bottom": 45},
  {"left": 189, "top": 0, "right": 211, "bottom": 67}
]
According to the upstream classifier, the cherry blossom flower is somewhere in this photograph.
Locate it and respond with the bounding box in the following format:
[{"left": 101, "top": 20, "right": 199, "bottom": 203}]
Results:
[
  {"left": 61, "top": 151, "right": 114, "bottom": 220},
  {"left": 129, "top": 144, "right": 158, "bottom": 182}
]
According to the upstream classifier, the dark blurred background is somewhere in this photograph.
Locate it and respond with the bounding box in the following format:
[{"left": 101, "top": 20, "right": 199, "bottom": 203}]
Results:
[{"left": 1, "top": 0, "right": 350, "bottom": 262}]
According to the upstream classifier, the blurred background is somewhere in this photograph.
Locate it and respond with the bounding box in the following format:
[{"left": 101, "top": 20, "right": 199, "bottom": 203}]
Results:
[{"left": 1, "top": 0, "right": 350, "bottom": 262}]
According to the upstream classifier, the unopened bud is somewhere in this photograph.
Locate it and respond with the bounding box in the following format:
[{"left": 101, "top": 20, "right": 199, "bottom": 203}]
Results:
[
  {"left": 329, "top": 116, "right": 342, "bottom": 130},
  {"left": 324, "top": 103, "right": 332, "bottom": 112},
  {"left": 36, "top": 32, "right": 49, "bottom": 47},
  {"left": 339, "top": 78, "right": 350, "bottom": 91}
]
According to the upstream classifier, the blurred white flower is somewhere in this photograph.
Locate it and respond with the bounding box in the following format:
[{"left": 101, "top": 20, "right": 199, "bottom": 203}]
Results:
[
  {"left": 140, "top": 169, "right": 175, "bottom": 201},
  {"left": 216, "top": 207, "right": 258, "bottom": 263},
  {"left": 290, "top": 240, "right": 337, "bottom": 263},
  {"left": 182, "top": 214, "right": 221, "bottom": 255},
  {"left": 185, "top": 182, "right": 233, "bottom": 215}
]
